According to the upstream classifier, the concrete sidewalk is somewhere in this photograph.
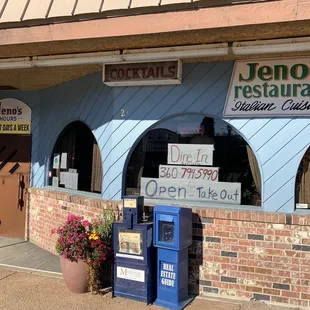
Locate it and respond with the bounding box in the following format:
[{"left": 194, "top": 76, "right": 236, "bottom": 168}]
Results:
[
  {"left": 0, "top": 239, "right": 302, "bottom": 310},
  {"left": 0, "top": 238, "right": 61, "bottom": 275},
  {"left": 0, "top": 269, "right": 298, "bottom": 310}
]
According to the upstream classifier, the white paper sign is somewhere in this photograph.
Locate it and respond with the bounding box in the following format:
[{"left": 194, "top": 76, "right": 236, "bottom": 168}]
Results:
[
  {"left": 116, "top": 266, "right": 145, "bottom": 282},
  {"left": 224, "top": 58, "right": 310, "bottom": 117},
  {"left": 59, "top": 172, "right": 65, "bottom": 185},
  {"left": 63, "top": 172, "right": 78, "bottom": 190},
  {"left": 52, "top": 177, "right": 59, "bottom": 187},
  {"left": 159, "top": 165, "right": 219, "bottom": 181},
  {"left": 141, "top": 178, "right": 241, "bottom": 204},
  {"left": 53, "top": 154, "right": 60, "bottom": 169},
  {"left": 60, "top": 153, "right": 67, "bottom": 169},
  {"left": 167, "top": 143, "right": 214, "bottom": 166}
]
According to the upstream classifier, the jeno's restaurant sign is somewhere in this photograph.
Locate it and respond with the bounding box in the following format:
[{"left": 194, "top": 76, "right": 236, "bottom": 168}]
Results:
[
  {"left": 223, "top": 58, "right": 310, "bottom": 117},
  {"left": 0, "top": 98, "right": 31, "bottom": 134}
]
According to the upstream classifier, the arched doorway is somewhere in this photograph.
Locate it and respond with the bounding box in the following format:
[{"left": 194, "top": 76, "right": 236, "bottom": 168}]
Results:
[{"left": 0, "top": 98, "right": 32, "bottom": 238}]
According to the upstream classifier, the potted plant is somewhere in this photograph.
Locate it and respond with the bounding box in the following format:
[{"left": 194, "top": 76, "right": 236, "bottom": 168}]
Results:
[
  {"left": 86, "top": 210, "right": 115, "bottom": 293},
  {"left": 51, "top": 214, "right": 90, "bottom": 293},
  {"left": 51, "top": 211, "right": 115, "bottom": 294}
]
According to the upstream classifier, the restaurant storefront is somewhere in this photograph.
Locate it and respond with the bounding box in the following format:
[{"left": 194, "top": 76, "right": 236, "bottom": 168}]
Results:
[
  {"left": 0, "top": 56, "right": 309, "bottom": 307},
  {"left": 0, "top": 0, "right": 310, "bottom": 307}
]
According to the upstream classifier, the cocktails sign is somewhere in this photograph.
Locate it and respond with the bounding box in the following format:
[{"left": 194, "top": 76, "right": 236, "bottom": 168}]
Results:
[{"left": 223, "top": 58, "right": 310, "bottom": 117}]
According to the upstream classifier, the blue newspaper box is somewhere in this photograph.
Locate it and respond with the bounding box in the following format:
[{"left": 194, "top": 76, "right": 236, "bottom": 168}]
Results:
[
  {"left": 112, "top": 196, "right": 156, "bottom": 304},
  {"left": 153, "top": 205, "right": 192, "bottom": 310}
]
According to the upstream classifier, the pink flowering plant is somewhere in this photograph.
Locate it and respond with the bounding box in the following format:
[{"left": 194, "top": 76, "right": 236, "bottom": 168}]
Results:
[
  {"left": 52, "top": 211, "right": 115, "bottom": 292},
  {"left": 51, "top": 214, "right": 90, "bottom": 263}
]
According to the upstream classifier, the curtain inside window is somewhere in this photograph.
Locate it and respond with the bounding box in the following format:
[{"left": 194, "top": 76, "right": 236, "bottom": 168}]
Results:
[
  {"left": 91, "top": 142, "right": 103, "bottom": 193},
  {"left": 298, "top": 148, "right": 310, "bottom": 206},
  {"left": 246, "top": 146, "right": 261, "bottom": 197}
]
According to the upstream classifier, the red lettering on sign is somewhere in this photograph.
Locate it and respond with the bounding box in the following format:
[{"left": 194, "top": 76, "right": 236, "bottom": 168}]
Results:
[{"left": 110, "top": 69, "right": 117, "bottom": 79}]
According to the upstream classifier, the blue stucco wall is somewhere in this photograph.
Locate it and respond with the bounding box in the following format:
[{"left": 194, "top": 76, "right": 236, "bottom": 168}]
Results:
[{"left": 1, "top": 62, "right": 309, "bottom": 213}]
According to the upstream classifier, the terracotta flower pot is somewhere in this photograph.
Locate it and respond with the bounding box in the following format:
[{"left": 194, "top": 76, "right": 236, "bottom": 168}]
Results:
[{"left": 60, "top": 256, "right": 88, "bottom": 294}]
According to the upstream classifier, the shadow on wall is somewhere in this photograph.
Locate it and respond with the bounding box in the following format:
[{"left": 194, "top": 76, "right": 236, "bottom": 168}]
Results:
[
  {"left": 189, "top": 212, "right": 204, "bottom": 295},
  {"left": 25, "top": 62, "right": 234, "bottom": 190}
]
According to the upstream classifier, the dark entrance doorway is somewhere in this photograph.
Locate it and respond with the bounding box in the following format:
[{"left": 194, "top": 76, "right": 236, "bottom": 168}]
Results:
[{"left": 0, "top": 135, "right": 31, "bottom": 238}]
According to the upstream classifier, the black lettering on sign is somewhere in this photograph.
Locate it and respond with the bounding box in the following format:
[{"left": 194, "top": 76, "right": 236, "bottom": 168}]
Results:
[{"left": 2, "top": 124, "right": 13, "bottom": 131}]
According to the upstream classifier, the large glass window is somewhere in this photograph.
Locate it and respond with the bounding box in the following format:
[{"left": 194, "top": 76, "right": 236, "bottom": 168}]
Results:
[
  {"left": 49, "top": 121, "right": 102, "bottom": 193},
  {"left": 125, "top": 114, "right": 261, "bottom": 206},
  {"left": 296, "top": 147, "right": 310, "bottom": 209}
]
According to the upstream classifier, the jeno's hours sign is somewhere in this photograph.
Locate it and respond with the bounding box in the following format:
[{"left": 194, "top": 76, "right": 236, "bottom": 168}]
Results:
[
  {"left": 223, "top": 58, "right": 310, "bottom": 117},
  {"left": 0, "top": 98, "right": 31, "bottom": 134}
]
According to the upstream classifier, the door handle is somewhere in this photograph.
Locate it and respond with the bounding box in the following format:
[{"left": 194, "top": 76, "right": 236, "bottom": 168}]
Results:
[{"left": 17, "top": 174, "right": 25, "bottom": 211}]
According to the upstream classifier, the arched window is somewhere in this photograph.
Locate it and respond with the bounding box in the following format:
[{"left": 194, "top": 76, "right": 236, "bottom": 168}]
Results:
[
  {"left": 49, "top": 121, "right": 102, "bottom": 193},
  {"left": 125, "top": 114, "right": 261, "bottom": 206},
  {"left": 296, "top": 147, "right": 310, "bottom": 209}
]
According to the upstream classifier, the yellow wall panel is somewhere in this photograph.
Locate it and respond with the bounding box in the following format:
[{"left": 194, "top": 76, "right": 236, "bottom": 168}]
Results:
[
  {"left": 102, "top": 0, "right": 130, "bottom": 11},
  {"left": 48, "top": 0, "right": 76, "bottom": 18},
  {"left": 161, "top": 0, "right": 191, "bottom": 4},
  {"left": 131, "top": 0, "right": 159, "bottom": 8},
  {"left": 0, "top": 0, "right": 28, "bottom": 22},
  {"left": 23, "top": 0, "right": 51, "bottom": 20},
  {"left": 74, "top": 0, "right": 102, "bottom": 15}
]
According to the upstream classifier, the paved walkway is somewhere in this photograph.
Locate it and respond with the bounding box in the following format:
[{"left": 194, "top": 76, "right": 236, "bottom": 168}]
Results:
[
  {"left": 0, "top": 269, "right": 294, "bottom": 310},
  {"left": 0, "top": 238, "right": 301, "bottom": 310},
  {"left": 0, "top": 237, "right": 61, "bottom": 275}
]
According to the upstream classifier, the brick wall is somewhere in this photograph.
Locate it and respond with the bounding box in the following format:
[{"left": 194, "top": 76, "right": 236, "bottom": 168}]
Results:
[
  {"left": 26, "top": 188, "right": 122, "bottom": 254},
  {"left": 189, "top": 207, "right": 310, "bottom": 309},
  {"left": 27, "top": 188, "right": 310, "bottom": 308}
]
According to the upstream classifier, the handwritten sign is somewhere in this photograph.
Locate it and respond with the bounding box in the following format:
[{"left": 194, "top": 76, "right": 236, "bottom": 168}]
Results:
[
  {"left": 160, "top": 262, "right": 176, "bottom": 288},
  {"left": 168, "top": 144, "right": 214, "bottom": 166},
  {"left": 159, "top": 165, "right": 219, "bottom": 181},
  {"left": 0, "top": 98, "right": 31, "bottom": 134},
  {"left": 116, "top": 266, "right": 145, "bottom": 283},
  {"left": 140, "top": 178, "right": 241, "bottom": 204},
  {"left": 224, "top": 58, "right": 310, "bottom": 117}
]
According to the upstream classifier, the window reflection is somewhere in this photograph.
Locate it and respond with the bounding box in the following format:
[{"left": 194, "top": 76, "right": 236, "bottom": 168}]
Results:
[
  {"left": 125, "top": 114, "right": 261, "bottom": 206},
  {"left": 296, "top": 147, "right": 310, "bottom": 209}
]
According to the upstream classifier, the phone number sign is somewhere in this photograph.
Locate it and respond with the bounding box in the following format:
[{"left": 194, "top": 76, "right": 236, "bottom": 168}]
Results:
[{"left": 159, "top": 165, "right": 219, "bottom": 181}]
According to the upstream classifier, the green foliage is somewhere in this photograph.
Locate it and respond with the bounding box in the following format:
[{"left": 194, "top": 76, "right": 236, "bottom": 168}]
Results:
[{"left": 92, "top": 209, "right": 115, "bottom": 244}]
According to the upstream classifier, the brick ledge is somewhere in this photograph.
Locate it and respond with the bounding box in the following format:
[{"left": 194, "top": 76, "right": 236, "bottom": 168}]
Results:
[
  {"left": 27, "top": 187, "right": 121, "bottom": 209},
  {"left": 28, "top": 187, "right": 310, "bottom": 226}
]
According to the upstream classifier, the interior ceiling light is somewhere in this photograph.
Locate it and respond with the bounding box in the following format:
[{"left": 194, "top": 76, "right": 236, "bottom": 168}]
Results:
[
  {"left": 232, "top": 37, "right": 310, "bottom": 55},
  {"left": 122, "top": 44, "right": 229, "bottom": 62}
]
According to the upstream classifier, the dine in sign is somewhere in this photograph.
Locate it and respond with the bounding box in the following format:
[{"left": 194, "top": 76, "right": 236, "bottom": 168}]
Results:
[{"left": 168, "top": 143, "right": 214, "bottom": 166}]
